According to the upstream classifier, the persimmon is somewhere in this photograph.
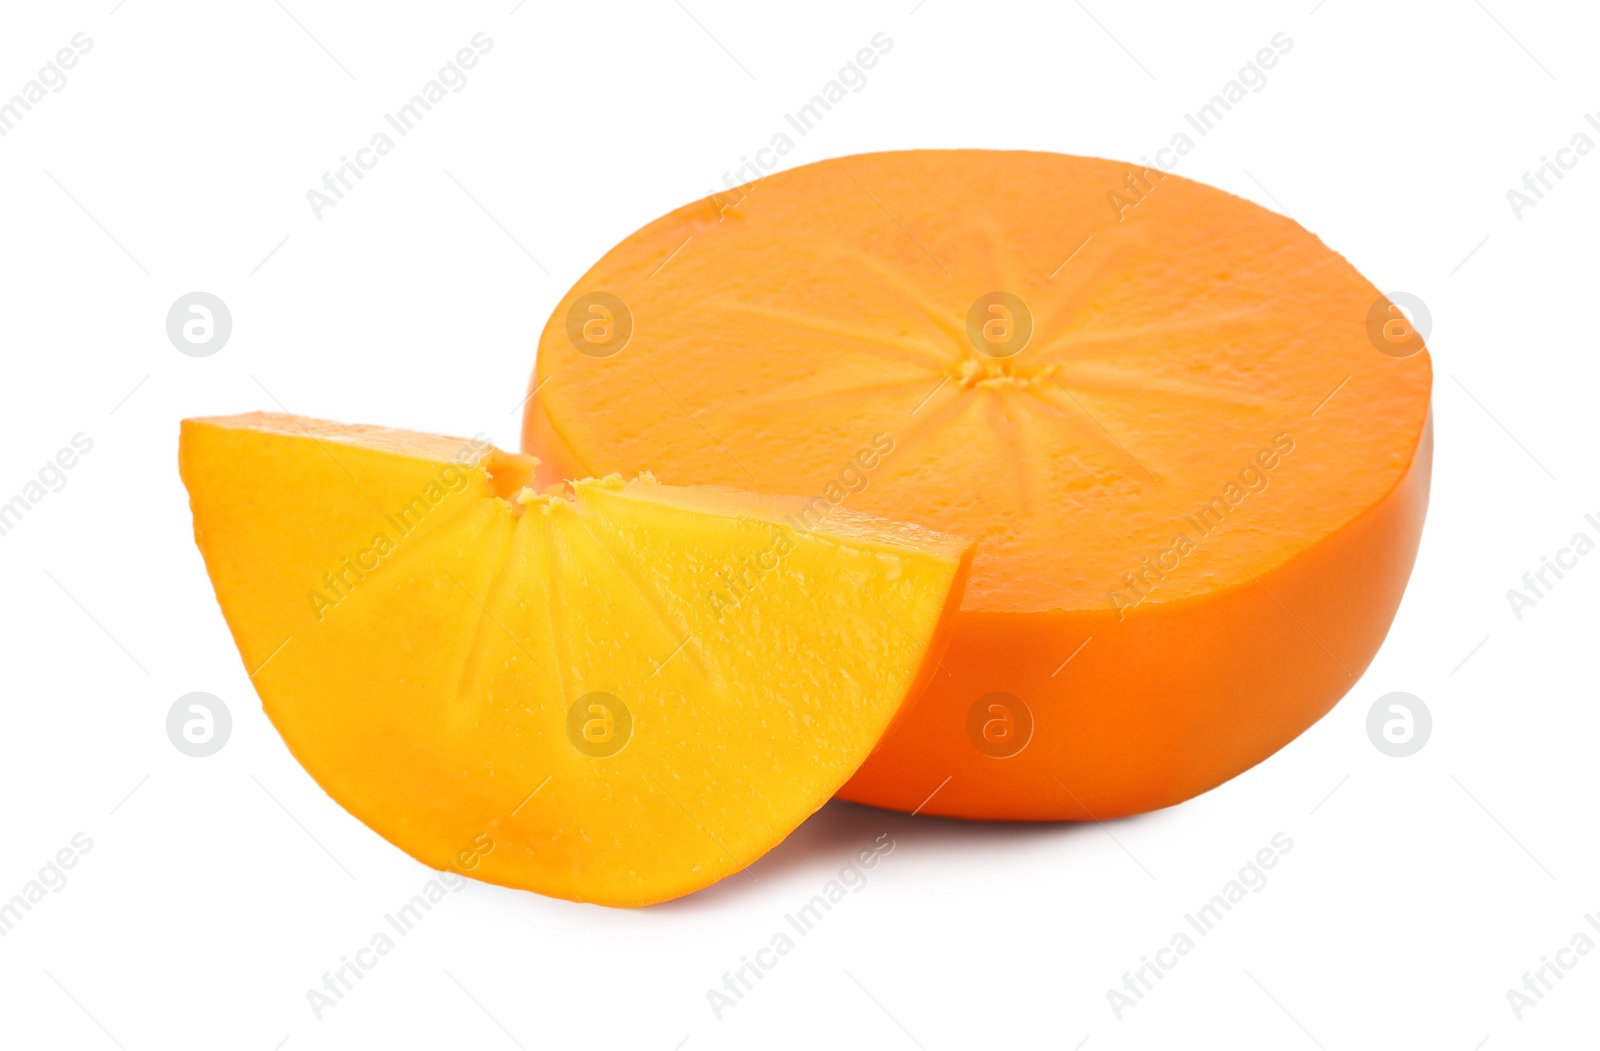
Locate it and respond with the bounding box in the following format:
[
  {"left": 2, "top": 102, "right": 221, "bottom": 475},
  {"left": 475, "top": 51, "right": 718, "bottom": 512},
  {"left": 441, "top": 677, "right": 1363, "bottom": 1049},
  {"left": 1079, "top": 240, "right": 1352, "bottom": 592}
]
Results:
[
  {"left": 180, "top": 413, "right": 971, "bottom": 904},
  {"left": 523, "top": 149, "right": 1432, "bottom": 819}
]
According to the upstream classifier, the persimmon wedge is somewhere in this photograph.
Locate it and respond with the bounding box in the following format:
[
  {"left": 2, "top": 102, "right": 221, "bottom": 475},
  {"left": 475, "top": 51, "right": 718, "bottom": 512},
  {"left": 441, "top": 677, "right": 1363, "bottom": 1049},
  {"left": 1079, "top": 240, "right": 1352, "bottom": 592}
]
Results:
[
  {"left": 179, "top": 413, "right": 971, "bottom": 906},
  {"left": 524, "top": 149, "right": 1434, "bottom": 820}
]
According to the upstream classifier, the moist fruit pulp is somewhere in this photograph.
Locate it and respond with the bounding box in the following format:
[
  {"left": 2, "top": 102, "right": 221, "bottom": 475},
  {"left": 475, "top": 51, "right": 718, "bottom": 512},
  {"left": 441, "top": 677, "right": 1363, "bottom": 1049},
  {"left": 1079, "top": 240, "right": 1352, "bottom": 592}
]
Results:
[{"left": 180, "top": 413, "right": 972, "bottom": 904}]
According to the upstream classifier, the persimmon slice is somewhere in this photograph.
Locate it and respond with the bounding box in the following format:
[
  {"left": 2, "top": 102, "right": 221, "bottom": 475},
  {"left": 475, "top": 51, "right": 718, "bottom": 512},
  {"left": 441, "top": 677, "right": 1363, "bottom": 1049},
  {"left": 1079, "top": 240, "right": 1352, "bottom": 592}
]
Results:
[
  {"left": 179, "top": 413, "right": 971, "bottom": 905},
  {"left": 524, "top": 149, "right": 1433, "bottom": 820}
]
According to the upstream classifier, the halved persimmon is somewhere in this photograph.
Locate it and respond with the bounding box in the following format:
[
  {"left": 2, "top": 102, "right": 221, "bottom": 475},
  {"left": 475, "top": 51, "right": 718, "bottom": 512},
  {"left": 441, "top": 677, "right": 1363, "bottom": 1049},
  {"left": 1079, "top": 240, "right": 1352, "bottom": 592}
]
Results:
[{"left": 523, "top": 149, "right": 1432, "bottom": 820}]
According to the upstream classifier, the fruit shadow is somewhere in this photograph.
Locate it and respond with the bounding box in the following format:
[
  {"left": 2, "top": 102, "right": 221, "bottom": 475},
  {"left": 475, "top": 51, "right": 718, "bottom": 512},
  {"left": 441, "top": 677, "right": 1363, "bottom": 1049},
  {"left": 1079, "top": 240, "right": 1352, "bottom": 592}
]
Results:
[{"left": 650, "top": 798, "right": 1101, "bottom": 913}]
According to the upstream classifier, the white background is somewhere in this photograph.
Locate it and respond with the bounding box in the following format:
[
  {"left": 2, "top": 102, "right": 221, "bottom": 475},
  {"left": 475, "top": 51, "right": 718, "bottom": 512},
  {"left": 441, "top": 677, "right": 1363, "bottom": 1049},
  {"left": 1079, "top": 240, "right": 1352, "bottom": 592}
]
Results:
[{"left": 1, "top": 0, "right": 1595, "bottom": 1048}]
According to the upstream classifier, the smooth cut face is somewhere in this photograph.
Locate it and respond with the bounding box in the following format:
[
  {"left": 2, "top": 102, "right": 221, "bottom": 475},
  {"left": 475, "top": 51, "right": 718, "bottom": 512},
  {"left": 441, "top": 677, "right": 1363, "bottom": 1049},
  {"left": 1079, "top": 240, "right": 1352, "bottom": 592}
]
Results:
[{"left": 526, "top": 149, "right": 1432, "bottom": 615}]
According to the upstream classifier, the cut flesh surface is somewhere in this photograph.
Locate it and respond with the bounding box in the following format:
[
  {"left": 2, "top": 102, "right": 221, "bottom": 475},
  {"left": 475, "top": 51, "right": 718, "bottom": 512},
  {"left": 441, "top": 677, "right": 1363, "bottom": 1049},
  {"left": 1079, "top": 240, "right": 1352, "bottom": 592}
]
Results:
[
  {"left": 180, "top": 413, "right": 971, "bottom": 905},
  {"left": 524, "top": 149, "right": 1434, "bottom": 819}
]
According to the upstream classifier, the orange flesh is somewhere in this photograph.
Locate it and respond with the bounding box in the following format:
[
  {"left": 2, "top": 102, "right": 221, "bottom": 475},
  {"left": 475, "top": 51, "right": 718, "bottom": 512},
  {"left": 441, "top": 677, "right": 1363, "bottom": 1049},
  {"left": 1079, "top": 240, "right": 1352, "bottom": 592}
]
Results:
[
  {"left": 180, "top": 413, "right": 971, "bottom": 904},
  {"left": 524, "top": 149, "right": 1433, "bottom": 820}
]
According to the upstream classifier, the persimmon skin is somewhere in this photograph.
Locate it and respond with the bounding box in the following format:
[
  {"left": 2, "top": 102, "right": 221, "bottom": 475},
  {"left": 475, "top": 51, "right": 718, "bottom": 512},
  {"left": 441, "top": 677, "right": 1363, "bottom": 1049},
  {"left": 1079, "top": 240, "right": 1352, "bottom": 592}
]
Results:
[{"left": 839, "top": 414, "right": 1431, "bottom": 820}]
